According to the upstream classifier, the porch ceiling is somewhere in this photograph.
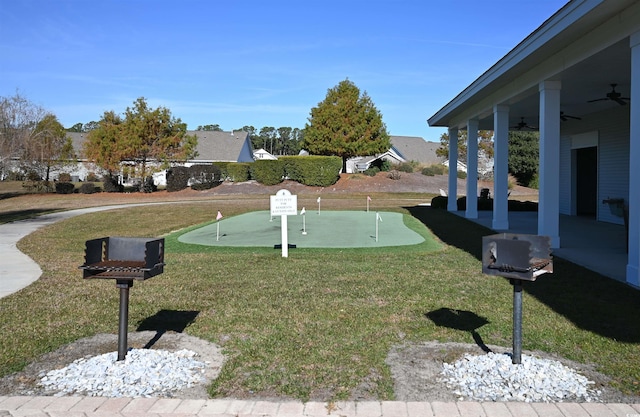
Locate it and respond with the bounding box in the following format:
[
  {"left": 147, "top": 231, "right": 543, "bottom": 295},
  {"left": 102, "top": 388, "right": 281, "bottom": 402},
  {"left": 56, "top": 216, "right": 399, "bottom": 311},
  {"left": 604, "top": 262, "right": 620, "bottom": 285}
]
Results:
[
  {"left": 428, "top": 0, "right": 637, "bottom": 132},
  {"left": 493, "top": 39, "right": 631, "bottom": 132}
]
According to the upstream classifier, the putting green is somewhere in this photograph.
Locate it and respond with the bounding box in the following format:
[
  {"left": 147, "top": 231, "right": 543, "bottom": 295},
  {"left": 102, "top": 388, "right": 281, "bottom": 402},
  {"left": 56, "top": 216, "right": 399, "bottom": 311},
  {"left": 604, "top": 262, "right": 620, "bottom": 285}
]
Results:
[{"left": 178, "top": 210, "right": 429, "bottom": 248}]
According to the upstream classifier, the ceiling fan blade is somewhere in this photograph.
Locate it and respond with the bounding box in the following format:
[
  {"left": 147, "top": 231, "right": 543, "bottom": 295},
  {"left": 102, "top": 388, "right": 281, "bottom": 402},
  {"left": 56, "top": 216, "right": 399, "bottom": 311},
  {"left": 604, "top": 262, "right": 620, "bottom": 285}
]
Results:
[
  {"left": 560, "top": 111, "right": 580, "bottom": 121},
  {"left": 588, "top": 98, "right": 608, "bottom": 103},
  {"left": 614, "top": 98, "right": 628, "bottom": 106}
]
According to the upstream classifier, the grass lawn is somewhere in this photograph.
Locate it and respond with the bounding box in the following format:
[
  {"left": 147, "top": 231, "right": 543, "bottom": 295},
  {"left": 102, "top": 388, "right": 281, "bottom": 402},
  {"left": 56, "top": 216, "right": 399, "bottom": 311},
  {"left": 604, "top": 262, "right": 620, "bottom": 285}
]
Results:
[{"left": 0, "top": 194, "right": 638, "bottom": 401}]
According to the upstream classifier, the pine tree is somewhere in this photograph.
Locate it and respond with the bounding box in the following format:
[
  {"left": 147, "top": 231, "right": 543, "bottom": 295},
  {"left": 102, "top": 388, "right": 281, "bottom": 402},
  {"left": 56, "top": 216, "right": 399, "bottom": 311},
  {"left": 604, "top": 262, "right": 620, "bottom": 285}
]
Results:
[{"left": 304, "top": 79, "right": 390, "bottom": 172}]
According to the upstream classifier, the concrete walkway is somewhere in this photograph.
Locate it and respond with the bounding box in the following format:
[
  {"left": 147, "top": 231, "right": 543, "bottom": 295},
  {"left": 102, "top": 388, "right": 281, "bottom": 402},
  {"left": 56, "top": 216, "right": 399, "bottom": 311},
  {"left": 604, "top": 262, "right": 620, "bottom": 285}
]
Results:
[
  {"left": 0, "top": 204, "right": 161, "bottom": 298},
  {"left": 1, "top": 205, "right": 639, "bottom": 416},
  {"left": 1, "top": 396, "right": 639, "bottom": 417}
]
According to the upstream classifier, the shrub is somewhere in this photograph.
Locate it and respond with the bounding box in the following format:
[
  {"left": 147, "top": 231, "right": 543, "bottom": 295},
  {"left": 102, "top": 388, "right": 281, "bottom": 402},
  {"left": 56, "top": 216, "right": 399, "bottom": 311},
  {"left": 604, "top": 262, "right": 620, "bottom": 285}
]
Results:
[
  {"left": 430, "top": 195, "right": 448, "bottom": 209},
  {"left": 86, "top": 172, "right": 100, "bottom": 182},
  {"left": 457, "top": 170, "right": 467, "bottom": 179},
  {"left": 189, "top": 164, "right": 222, "bottom": 190},
  {"left": 141, "top": 176, "right": 157, "bottom": 193},
  {"left": 422, "top": 164, "right": 446, "bottom": 176},
  {"left": 6, "top": 171, "right": 24, "bottom": 181},
  {"left": 79, "top": 183, "right": 99, "bottom": 194},
  {"left": 26, "top": 170, "right": 41, "bottom": 181},
  {"left": 396, "top": 162, "right": 415, "bottom": 173},
  {"left": 388, "top": 170, "right": 401, "bottom": 180},
  {"left": 368, "top": 159, "right": 391, "bottom": 172},
  {"left": 251, "top": 160, "right": 284, "bottom": 186},
  {"left": 166, "top": 166, "right": 190, "bottom": 192},
  {"left": 103, "top": 176, "right": 123, "bottom": 193},
  {"left": 509, "top": 200, "right": 538, "bottom": 211},
  {"left": 279, "top": 156, "right": 341, "bottom": 187},
  {"left": 55, "top": 182, "right": 75, "bottom": 194},
  {"left": 453, "top": 196, "right": 538, "bottom": 212},
  {"left": 22, "top": 181, "right": 54, "bottom": 193},
  {"left": 58, "top": 173, "right": 72, "bottom": 182},
  {"left": 363, "top": 166, "right": 379, "bottom": 177},
  {"left": 224, "top": 163, "right": 251, "bottom": 182}
]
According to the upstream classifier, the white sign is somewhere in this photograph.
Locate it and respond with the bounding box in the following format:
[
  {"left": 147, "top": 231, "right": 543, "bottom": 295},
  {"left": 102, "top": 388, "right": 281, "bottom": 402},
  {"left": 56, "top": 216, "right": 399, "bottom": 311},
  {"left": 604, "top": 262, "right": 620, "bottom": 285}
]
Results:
[{"left": 270, "top": 189, "right": 298, "bottom": 216}]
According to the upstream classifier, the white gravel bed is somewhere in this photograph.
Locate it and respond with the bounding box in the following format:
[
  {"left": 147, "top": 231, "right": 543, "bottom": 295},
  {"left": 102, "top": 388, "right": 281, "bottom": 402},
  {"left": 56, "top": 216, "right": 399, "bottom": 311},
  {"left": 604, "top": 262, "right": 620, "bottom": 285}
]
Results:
[
  {"left": 441, "top": 352, "right": 601, "bottom": 402},
  {"left": 38, "top": 348, "right": 206, "bottom": 397}
]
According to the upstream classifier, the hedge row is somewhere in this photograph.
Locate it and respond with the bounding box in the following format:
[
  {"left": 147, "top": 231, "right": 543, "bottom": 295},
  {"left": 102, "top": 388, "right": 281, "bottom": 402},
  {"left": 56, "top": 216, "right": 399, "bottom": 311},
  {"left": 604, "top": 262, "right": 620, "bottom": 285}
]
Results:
[
  {"left": 166, "top": 165, "right": 223, "bottom": 192},
  {"left": 214, "top": 162, "right": 251, "bottom": 182},
  {"left": 50, "top": 182, "right": 100, "bottom": 194},
  {"left": 250, "top": 159, "right": 285, "bottom": 186},
  {"left": 166, "top": 156, "right": 342, "bottom": 192},
  {"left": 280, "top": 156, "right": 342, "bottom": 186},
  {"left": 189, "top": 165, "right": 222, "bottom": 191},
  {"left": 250, "top": 156, "right": 342, "bottom": 187},
  {"left": 431, "top": 196, "right": 538, "bottom": 211}
]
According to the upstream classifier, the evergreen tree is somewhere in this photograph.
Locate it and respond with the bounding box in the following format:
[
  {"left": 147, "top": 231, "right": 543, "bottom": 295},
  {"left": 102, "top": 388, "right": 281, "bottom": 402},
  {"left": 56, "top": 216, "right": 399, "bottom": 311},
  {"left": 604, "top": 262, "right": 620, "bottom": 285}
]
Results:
[
  {"left": 508, "top": 130, "right": 539, "bottom": 187},
  {"left": 304, "top": 79, "right": 390, "bottom": 172}
]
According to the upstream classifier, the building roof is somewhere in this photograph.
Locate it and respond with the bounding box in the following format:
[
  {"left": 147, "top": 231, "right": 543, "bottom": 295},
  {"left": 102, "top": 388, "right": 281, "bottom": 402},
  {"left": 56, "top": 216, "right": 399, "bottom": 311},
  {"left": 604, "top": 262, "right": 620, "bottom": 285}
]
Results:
[
  {"left": 190, "top": 130, "right": 254, "bottom": 162},
  {"left": 389, "top": 136, "right": 441, "bottom": 165},
  {"left": 67, "top": 132, "right": 88, "bottom": 157},
  {"left": 68, "top": 130, "right": 255, "bottom": 163}
]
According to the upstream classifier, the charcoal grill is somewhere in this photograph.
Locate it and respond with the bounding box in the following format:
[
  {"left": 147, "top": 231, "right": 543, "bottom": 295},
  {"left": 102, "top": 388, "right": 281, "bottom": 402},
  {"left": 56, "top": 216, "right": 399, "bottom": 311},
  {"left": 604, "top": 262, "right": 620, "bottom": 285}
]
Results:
[
  {"left": 482, "top": 233, "right": 552, "bottom": 364},
  {"left": 80, "top": 237, "right": 165, "bottom": 360}
]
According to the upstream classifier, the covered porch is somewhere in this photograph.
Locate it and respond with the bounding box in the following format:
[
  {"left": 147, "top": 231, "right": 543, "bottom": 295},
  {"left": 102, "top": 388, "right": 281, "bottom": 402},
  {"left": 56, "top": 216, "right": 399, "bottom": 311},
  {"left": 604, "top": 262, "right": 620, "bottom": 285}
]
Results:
[{"left": 428, "top": 0, "right": 640, "bottom": 288}]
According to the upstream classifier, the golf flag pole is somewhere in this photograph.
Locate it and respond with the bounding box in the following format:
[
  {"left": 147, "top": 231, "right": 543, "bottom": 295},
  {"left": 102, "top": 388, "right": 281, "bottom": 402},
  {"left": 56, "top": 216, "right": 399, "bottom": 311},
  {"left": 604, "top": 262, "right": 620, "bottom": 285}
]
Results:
[
  {"left": 375, "top": 211, "right": 382, "bottom": 242},
  {"left": 317, "top": 197, "right": 321, "bottom": 215},
  {"left": 216, "top": 211, "right": 223, "bottom": 241},
  {"left": 301, "top": 207, "right": 307, "bottom": 235},
  {"left": 367, "top": 195, "right": 371, "bottom": 212}
]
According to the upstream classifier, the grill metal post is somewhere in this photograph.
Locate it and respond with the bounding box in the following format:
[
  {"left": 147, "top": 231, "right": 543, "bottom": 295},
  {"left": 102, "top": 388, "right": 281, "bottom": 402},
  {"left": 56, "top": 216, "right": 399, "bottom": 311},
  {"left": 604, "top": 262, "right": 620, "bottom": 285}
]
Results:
[
  {"left": 512, "top": 279, "right": 523, "bottom": 365},
  {"left": 80, "top": 237, "right": 165, "bottom": 361},
  {"left": 481, "top": 234, "right": 552, "bottom": 367},
  {"left": 116, "top": 280, "right": 133, "bottom": 361}
]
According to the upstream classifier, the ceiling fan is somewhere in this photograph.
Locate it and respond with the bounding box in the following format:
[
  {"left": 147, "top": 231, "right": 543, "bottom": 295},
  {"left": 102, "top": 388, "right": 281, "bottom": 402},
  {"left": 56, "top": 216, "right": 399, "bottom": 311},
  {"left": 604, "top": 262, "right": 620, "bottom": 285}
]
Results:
[
  {"left": 511, "top": 117, "right": 537, "bottom": 130},
  {"left": 588, "top": 84, "right": 630, "bottom": 106},
  {"left": 560, "top": 111, "right": 581, "bottom": 121}
]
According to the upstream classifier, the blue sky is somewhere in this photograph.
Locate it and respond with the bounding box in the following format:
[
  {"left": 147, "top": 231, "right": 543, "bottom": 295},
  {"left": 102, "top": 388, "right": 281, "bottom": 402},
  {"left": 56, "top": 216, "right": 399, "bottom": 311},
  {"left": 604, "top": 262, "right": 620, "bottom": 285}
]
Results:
[{"left": 1, "top": 0, "right": 567, "bottom": 141}]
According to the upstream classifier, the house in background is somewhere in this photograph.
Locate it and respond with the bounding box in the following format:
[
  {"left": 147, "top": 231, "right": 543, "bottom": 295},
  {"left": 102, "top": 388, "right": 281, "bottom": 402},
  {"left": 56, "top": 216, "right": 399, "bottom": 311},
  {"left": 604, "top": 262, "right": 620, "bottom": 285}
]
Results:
[
  {"left": 65, "top": 130, "right": 254, "bottom": 185},
  {"left": 253, "top": 148, "right": 277, "bottom": 160},
  {"left": 428, "top": 0, "right": 639, "bottom": 288},
  {"left": 347, "top": 135, "right": 442, "bottom": 173},
  {"left": 188, "top": 130, "right": 254, "bottom": 164},
  {"left": 442, "top": 159, "right": 471, "bottom": 174}
]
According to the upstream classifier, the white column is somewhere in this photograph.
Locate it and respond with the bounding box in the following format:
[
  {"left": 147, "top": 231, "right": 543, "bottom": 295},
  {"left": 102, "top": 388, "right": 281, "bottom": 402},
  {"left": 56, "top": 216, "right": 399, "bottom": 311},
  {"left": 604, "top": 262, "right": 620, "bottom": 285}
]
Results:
[
  {"left": 447, "top": 127, "right": 458, "bottom": 211},
  {"left": 493, "top": 105, "right": 509, "bottom": 230},
  {"left": 538, "top": 80, "right": 562, "bottom": 248},
  {"left": 466, "top": 119, "right": 479, "bottom": 219},
  {"left": 627, "top": 32, "right": 640, "bottom": 288}
]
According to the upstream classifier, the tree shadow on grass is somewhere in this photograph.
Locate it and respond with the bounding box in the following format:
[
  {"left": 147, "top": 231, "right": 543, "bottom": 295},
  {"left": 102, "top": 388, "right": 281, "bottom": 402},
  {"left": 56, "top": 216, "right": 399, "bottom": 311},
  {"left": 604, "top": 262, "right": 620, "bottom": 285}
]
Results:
[
  {"left": 0, "top": 209, "right": 61, "bottom": 224},
  {"left": 136, "top": 309, "right": 200, "bottom": 349},
  {"left": 0, "top": 192, "right": 23, "bottom": 200},
  {"left": 406, "top": 205, "right": 640, "bottom": 343}
]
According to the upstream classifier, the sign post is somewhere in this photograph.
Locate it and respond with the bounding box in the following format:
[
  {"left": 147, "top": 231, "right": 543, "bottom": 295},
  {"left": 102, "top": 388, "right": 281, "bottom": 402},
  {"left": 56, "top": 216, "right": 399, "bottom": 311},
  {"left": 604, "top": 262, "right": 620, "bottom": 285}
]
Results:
[{"left": 270, "top": 189, "right": 298, "bottom": 257}]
